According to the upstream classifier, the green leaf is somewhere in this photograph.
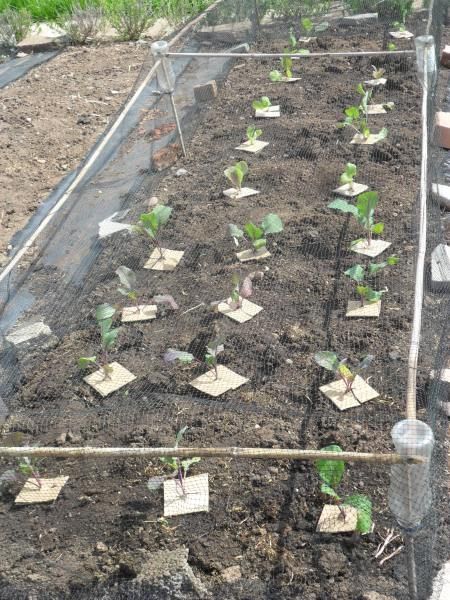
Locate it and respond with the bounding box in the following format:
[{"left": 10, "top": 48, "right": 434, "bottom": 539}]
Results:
[
  {"left": 261, "top": 213, "right": 283, "bottom": 235},
  {"left": 357, "top": 286, "right": 384, "bottom": 303},
  {"left": 296, "top": 49, "right": 310, "bottom": 56},
  {"left": 356, "top": 83, "right": 365, "bottom": 96},
  {"left": 367, "top": 262, "right": 387, "bottom": 276},
  {"left": 344, "top": 264, "right": 365, "bottom": 283},
  {"left": 78, "top": 356, "right": 97, "bottom": 369},
  {"left": 328, "top": 198, "right": 358, "bottom": 215},
  {"left": 270, "top": 70, "right": 283, "bottom": 82},
  {"left": 314, "top": 351, "right": 339, "bottom": 372},
  {"left": 320, "top": 482, "right": 340, "bottom": 500},
  {"left": 253, "top": 238, "right": 267, "bottom": 250},
  {"left": 115, "top": 266, "right": 136, "bottom": 292},
  {"left": 343, "top": 494, "right": 372, "bottom": 534},
  {"left": 372, "top": 127, "right": 388, "bottom": 143},
  {"left": 301, "top": 17, "right": 313, "bottom": 33},
  {"left": 372, "top": 222, "right": 384, "bottom": 235},
  {"left": 153, "top": 205, "right": 173, "bottom": 226},
  {"left": 224, "top": 161, "right": 248, "bottom": 189},
  {"left": 229, "top": 223, "right": 244, "bottom": 240},
  {"left": 315, "top": 21, "right": 329, "bottom": 33},
  {"left": 244, "top": 222, "right": 263, "bottom": 241},
  {"left": 252, "top": 96, "right": 271, "bottom": 111},
  {"left": 315, "top": 445, "right": 345, "bottom": 490},
  {"left": 344, "top": 106, "right": 359, "bottom": 120},
  {"left": 164, "top": 349, "right": 194, "bottom": 364},
  {"left": 175, "top": 426, "right": 188, "bottom": 447},
  {"left": 356, "top": 192, "right": 378, "bottom": 228},
  {"left": 102, "top": 328, "right": 120, "bottom": 350},
  {"left": 387, "top": 255, "right": 399, "bottom": 265},
  {"left": 96, "top": 303, "right": 115, "bottom": 322}
]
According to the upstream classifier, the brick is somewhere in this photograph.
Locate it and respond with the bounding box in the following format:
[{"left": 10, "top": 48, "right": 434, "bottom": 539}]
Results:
[{"left": 194, "top": 80, "right": 218, "bottom": 103}]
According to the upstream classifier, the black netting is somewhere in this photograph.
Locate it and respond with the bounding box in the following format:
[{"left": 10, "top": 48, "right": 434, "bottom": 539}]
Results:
[{"left": 0, "top": 1, "right": 449, "bottom": 599}]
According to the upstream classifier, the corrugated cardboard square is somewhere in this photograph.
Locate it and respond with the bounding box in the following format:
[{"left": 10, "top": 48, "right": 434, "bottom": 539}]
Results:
[
  {"left": 346, "top": 299, "right": 381, "bottom": 318},
  {"left": 190, "top": 365, "right": 249, "bottom": 397},
  {"left": 236, "top": 247, "right": 271, "bottom": 262},
  {"left": 164, "top": 473, "right": 209, "bottom": 517},
  {"left": 272, "top": 77, "right": 301, "bottom": 83},
  {"left": 316, "top": 504, "right": 358, "bottom": 533},
  {"left": 367, "top": 104, "right": 388, "bottom": 115},
  {"left": 298, "top": 36, "right": 315, "bottom": 43},
  {"left": 122, "top": 304, "right": 157, "bottom": 322},
  {"left": 144, "top": 248, "right": 184, "bottom": 271},
  {"left": 389, "top": 30, "right": 413, "bottom": 39},
  {"left": 255, "top": 105, "right": 280, "bottom": 118},
  {"left": 217, "top": 298, "right": 263, "bottom": 323},
  {"left": 333, "top": 182, "right": 368, "bottom": 197},
  {"left": 223, "top": 187, "right": 260, "bottom": 199},
  {"left": 84, "top": 362, "right": 136, "bottom": 397},
  {"left": 15, "top": 476, "right": 69, "bottom": 505},
  {"left": 364, "top": 78, "right": 387, "bottom": 87},
  {"left": 351, "top": 239, "right": 391, "bottom": 258},
  {"left": 235, "top": 140, "right": 269, "bottom": 154},
  {"left": 319, "top": 375, "right": 379, "bottom": 411}
]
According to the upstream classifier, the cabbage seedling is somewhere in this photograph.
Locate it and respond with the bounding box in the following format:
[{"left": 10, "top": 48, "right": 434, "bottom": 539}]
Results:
[
  {"left": 134, "top": 205, "right": 173, "bottom": 259},
  {"left": 301, "top": 17, "right": 314, "bottom": 35},
  {"left": 289, "top": 28, "right": 297, "bottom": 51},
  {"left": 270, "top": 52, "right": 295, "bottom": 81},
  {"left": 116, "top": 265, "right": 139, "bottom": 306},
  {"left": 345, "top": 255, "right": 398, "bottom": 305},
  {"left": 78, "top": 303, "right": 121, "bottom": 378},
  {"left": 339, "top": 84, "right": 387, "bottom": 142},
  {"left": 164, "top": 337, "right": 225, "bottom": 381},
  {"left": 314, "top": 351, "right": 374, "bottom": 394},
  {"left": 387, "top": 42, "right": 397, "bottom": 51},
  {"left": 224, "top": 161, "right": 248, "bottom": 193},
  {"left": 229, "top": 213, "right": 284, "bottom": 253},
  {"left": 328, "top": 191, "right": 384, "bottom": 246},
  {"left": 246, "top": 126, "right": 262, "bottom": 145},
  {"left": 228, "top": 271, "right": 263, "bottom": 309},
  {"left": 252, "top": 96, "right": 272, "bottom": 111},
  {"left": 18, "top": 457, "right": 42, "bottom": 489},
  {"left": 371, "top": 65, "right": 386, "bottom": 80},
  {"left": 339, "top": 163, "right": 357, "bottom": 191},
  {"left": 147, "top": 426, "right": 201, "bottom": 495},
  {"left": 315, "top": 445, "right": 372, "bottom": 534}
]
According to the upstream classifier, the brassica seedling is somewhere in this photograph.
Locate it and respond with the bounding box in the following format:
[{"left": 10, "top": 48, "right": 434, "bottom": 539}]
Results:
[
  {"left": 164, "top": 337, "right": 225, "bottom": 381},
  {"left": 270, "top": 51, "right": 294, "bottom": 81},
  {"left": 134, "top": 205, "right": 173, "bottom": 259},
  {"left": 18, "top": 457, "right": 42, "bottom": 489},
  {"left": 371, "top": 65, "right": 386, "bottom": 80},
  {"left": 229, "top": 213, "right": 284, "bottom": 253},
  {"left": 147, "top": 426, "right": 201, "bottom": 496},
  {"left": 228, "top": 271, "right": 263, "bottom": 309},
  {"left": 387, "top": 42, "right": 397, "bottom": 51},
  {"left": 315, "top": 445, "right": 372, "bottom": 534},
  {"left": 301, "top": 17, "right": 314, "bottom": 34},
  {"left": 252, "top": 96, "right": 272, "bottom": 111},
  {"left": 314, "top": 351, "right": 374, "bottom": 394},
  {"left": 289, "top": 28, "right": 297, "bottom": 51},
  {"left": 339, "top": 162, "right": 357, "bottom": 191},
  {"left": 345, "top": 256, "right": 398, "bottom": 305},
  {"left": 116, "top": 265, "right": 138, "bottom": 305},
  {"left": 224, "top": 161, "right": 248, "bottom": 192},
  {"left": 328, "top": 191, "right": 384, "bottom": 247},
  {"left": 246, "top": 126, "right": 262, "bottom": 145},
  {"left": 78, "top": 303, "right": 121, "bottom": 378},
  {"left": 338, "top": 84, "right": 387, "bottom": 142}
]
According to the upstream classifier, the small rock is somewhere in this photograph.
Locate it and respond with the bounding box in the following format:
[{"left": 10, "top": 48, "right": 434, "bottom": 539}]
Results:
[
  {"left": 146, "top": 196, "right": 159, "bottom": 208},
  {"left": 360, "top": 592, "right": 396, "bottom": 600},
  {"left": 175, "top": 168, "right": 188, "bottom": 177},
  {"left": 268, "top": 466, "right": 279, "bottom": 475},
  {"left": 221, "top": 565, "right": 241, "bottom": 583},
  {"left": 67, "top": 431, "right": 82, "bottom": 443},
  {"left": 96, "top": 542, "right": 108, "bottom": 554},
  {"left": 389, "top": 351, "right": 400, "bottom": 361},
  {"left": 55, "top": 432, "right": 67, "bottom": 445}
]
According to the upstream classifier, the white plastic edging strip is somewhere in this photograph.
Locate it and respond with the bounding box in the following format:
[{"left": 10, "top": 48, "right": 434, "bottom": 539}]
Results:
[{"left": 406, "top": 47, "right": 430, "bottom": 420}]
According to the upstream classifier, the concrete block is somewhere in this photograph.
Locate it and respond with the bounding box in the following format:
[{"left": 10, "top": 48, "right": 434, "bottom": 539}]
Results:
[{"left": 431, "top": 244, "right": 450, "bottom": 289}]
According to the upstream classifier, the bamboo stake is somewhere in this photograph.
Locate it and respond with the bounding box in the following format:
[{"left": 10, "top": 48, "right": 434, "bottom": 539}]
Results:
[
  {"left": 0, "top": 446, "right": 424, "bottom": 464},
  {"left": 166, "top": 50, "right": 415, "bottom": 59}
]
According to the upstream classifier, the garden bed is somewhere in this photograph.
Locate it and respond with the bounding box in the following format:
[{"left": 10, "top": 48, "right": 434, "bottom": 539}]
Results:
[{"left": 0, "top": 12, "right": 436, "bottom": 600}]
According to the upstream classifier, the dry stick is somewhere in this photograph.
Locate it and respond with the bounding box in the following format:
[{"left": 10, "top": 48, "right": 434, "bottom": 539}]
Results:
[{"left": 0, "top": 446, "right": 424, "bottom": 464}]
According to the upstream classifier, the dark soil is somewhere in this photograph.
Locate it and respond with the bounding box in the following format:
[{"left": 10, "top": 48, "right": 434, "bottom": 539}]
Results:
[{"left": 0, "top": 12, "right": 439, "bottom": 600}]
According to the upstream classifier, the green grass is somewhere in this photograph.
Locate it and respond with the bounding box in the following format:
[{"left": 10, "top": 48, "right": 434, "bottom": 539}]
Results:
[{"left": 0, "top": 0, "right": 213, "bottom": 24}]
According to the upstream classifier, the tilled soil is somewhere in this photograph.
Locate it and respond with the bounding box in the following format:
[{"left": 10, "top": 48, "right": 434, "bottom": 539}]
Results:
[
  {"left": 0, "top": 43, "right": 147, "bottom": 263},
  {"left": 0, "top": 13, "right": 442, "bottom": 600}
]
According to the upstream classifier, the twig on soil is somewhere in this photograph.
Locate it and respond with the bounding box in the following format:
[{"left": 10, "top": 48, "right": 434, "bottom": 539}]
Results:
[
  {"left": 374, "top": 528, "right": 401, "bottom": 559},
  {"left": 379, "top": 545, "right": 403, "bottom": 565},
  {"left": 181, "top": 302, "right": 205, "bottom": 315}
]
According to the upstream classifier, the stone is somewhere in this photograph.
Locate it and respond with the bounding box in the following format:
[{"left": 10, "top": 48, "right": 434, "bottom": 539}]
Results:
[
  {"left": 176, "top": 168, "right": 189, "bottom": 177},
  {"left": 137, "top": 547, "right": 208, "bottom": 598},
  {"left": 360, "top": 593, "right": 396, "bottom": 600},
  {"left": 194, "top": 80, "right": 218, "bottom": 103},
  {"left": 441, "top": 45, "right": 450, "bottom": 68},
  {"left": 221, "top": 565, "right": 241, "bottom": 583},
  {"left": 96, "top": 542, "right": 109, "bottom": 554},
  {"left": 431, "top": 244, "right": 450, "bottom": 289},
  {"left": 435, "top": 112, "right": 450, "bottom": 149}
]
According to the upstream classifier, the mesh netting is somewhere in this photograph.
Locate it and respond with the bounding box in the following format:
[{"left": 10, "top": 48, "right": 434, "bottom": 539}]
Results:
[{"left": 0, "top": 1, "right": 449, "bottom": 599}]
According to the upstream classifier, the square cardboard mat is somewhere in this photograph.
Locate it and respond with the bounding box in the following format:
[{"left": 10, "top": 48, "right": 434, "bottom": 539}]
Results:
[
  {"left": 144, "top": 248, "right": 184, "bottom": 271},
  {"left": 164, "top": 473, "right": 209, "bottom": 517},
  {"left": 190, "top": 365, "right": 249, "bottom": 397},
  {"left": 84, "top": 362, "right": 136, "bottom": 397}
]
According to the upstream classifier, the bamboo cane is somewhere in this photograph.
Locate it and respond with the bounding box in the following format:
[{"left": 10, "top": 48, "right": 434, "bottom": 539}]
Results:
[{"left": 0, "top": 446, "right": 424, "bottom": 464}]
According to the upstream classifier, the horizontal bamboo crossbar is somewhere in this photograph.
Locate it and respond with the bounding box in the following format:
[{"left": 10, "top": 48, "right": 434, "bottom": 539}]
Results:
[
  {"left": 0, "top": 446, "right": 424, "bottom": 464},
  {"left": 166, "top": 50, "right": 415, "bottom": 59}
]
